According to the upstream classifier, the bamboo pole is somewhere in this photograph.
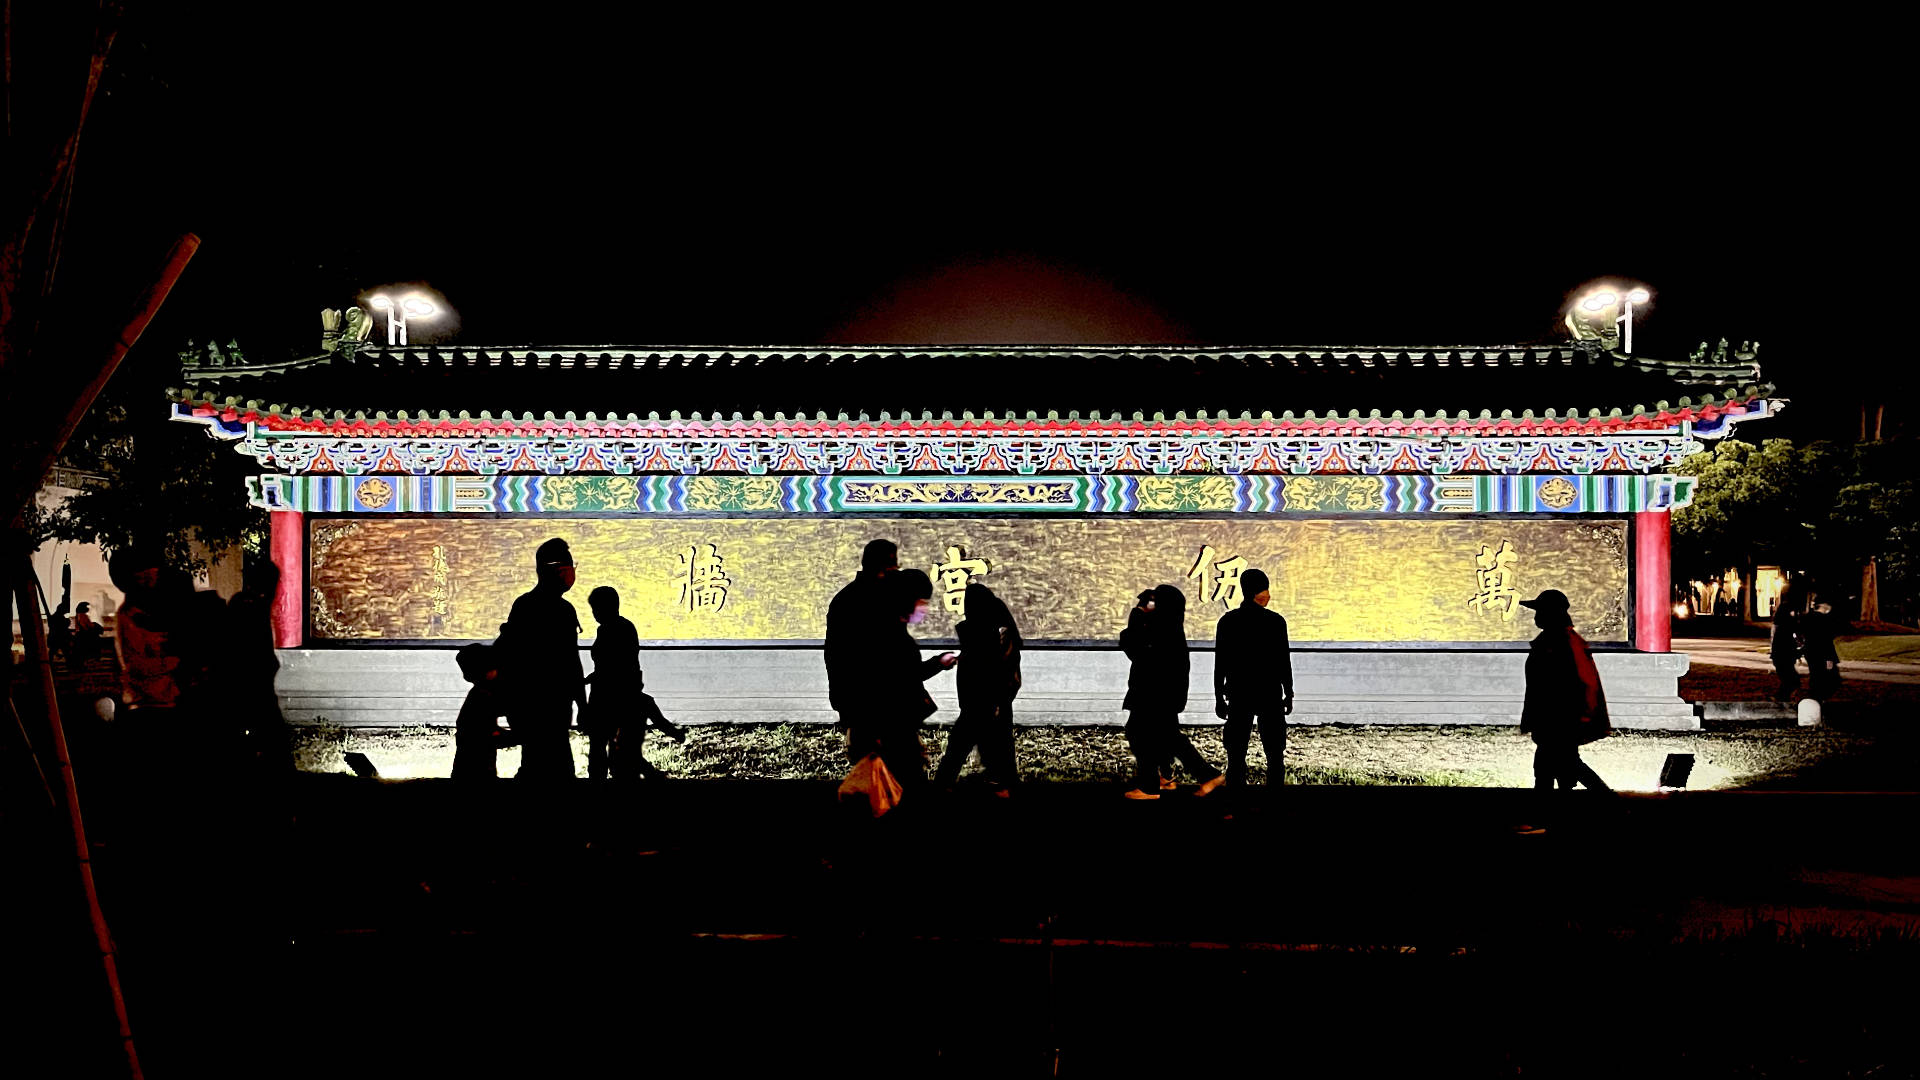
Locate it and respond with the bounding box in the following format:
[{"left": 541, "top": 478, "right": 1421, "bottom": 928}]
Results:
[{"left": 14, "top": 548, "right": 142, "bottom": 1077}]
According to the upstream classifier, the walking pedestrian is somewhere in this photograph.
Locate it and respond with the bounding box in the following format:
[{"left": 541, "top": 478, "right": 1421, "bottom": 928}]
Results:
[
  {"left": 1802, "top": 600, "right": 1842, "bottom": 702},
  {"left": 1513, "top": 589, "right": 1614, "bottom": 835},
  {"left": 1121, "top": 584, "right": 1224, "bottom": 801},
  {"left": 1214, "top": 568, "right": 1293, "bottom": 787},
  {"left": 499, "top": 538, "right": 588, "bottom": 781},
  {"left": 933, "top": 582, "right": 1022, "bottom": 796},
  {"left": 1770, "top": 595, "right": 1803, "bottom": 703}
]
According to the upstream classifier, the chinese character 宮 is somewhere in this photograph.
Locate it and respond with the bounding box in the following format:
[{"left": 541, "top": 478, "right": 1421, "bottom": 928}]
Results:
[
  {"left": 1468, "top": 539, "right": 1519, "bottom": 621},
  {"left": 932, "top": 545, "right": 991, "bottom": 614},
  {"left": 1188, "top": 544, "right": 1250, "bottom": 609},
  {"left": 678, "top": 542, "right": 731, "bottom": 613}
]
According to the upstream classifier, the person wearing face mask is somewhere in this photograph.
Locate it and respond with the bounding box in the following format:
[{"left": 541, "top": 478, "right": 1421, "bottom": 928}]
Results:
[
  {"left": 499, "top": 537, "right": 588, "bottom": 781},
  {"left": 1513, "top": 589, "right": 1614, "bottom": 835},
  {"left": 847, "top": 568, "right": 958, "bottom": 801}
]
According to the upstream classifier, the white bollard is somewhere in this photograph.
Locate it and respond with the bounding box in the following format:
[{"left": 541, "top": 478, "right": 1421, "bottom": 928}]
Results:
[{"left": 1797, "top": 698, "right": 1823, "bottom": 727}]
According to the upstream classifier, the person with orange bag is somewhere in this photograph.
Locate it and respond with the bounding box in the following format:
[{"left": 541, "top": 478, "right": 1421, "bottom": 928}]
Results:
[{"left": 1513, "top": 589, "right": 1614, "bottom": 835}]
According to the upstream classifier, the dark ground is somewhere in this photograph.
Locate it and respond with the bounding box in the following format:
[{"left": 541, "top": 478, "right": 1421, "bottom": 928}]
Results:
[{"left": 11, "top": 764, "right": 1920, "bottom": 1079}]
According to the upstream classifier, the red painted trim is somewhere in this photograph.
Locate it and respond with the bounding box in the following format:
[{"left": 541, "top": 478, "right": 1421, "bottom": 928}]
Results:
[
  {"left": 1634, "top": 510, "right": 1671, "bottom": 653},
  {"left": 181, "top": 395, "right": 1768, "bottom": 440},
  {"left": 270, "top": 510, "right": 304, "bottom": 649}
]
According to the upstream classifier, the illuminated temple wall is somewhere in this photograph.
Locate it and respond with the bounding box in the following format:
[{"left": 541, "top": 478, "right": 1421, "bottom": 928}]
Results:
[{"left": 307, "top": 517, "right": 1630, "bottom": 645}]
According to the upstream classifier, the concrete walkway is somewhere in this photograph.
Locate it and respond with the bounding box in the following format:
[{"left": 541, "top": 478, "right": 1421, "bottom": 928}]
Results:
[{"left": 1676, "top": 637, "right": 1920, "bottom": 685}]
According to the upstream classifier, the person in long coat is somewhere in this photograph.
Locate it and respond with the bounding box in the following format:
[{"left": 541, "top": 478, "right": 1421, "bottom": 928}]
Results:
[
  {"left": 846, "top": 569, "right": 958, "bottom": 798},
  {"left": 500, "top": 538, "right": 588, "bottom": 781},
  {"left": 1515, "top": 589, "right": 1613, "bottom": 832},
  {"left": 825, "top": 538, "right": 898, "bottom": 749},
  {"left": 933, "top": 582, "right": 1023, "bottom": 795},
  {"left": 1120, "top": 584, "right": 1224, "bottom": 800}
]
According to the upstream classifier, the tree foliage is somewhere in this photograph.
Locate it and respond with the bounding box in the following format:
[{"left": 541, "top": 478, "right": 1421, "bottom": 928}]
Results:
[
  {"left": 32, "top": 344, "right": 265, "bottom": 575},
  {"left": 1675, "top": 437, "right": 1920, "bottom": 619}
]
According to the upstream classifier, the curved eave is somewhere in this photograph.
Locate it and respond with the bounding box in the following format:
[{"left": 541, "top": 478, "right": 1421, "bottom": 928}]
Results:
[{"left": 172, "top": 391, "right": 1775, "bottom": 439}]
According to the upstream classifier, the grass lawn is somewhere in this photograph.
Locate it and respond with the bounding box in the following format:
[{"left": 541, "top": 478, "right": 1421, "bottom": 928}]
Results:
[
  {"left": 1838, "top": 634, "right": 1920, "bottom": 662},
  {"left": 292, "top": 719, "right": 1890, "bottom": 791}
]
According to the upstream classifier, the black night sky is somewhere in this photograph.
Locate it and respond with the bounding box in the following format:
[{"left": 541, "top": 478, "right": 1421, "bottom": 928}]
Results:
[{"left": 40, "top": 8, "right": 1895, "bottom": 438}]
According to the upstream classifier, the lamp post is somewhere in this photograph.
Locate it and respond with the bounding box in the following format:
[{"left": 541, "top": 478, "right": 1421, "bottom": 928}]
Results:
[
  {"left": 368, "top": 292, "right": 439, "bottom": 346},
  {"left": 1578, "top": 286, "right": 1651, "bottom": 354}
]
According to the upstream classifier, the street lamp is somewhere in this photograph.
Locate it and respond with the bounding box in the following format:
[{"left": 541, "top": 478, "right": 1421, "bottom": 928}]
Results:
[
  {"left": 367, "top": 292, "right": 439, "bottom": 346},
  {"left": 1577, "top": 286, "right": 1651, "bottom": 354}
]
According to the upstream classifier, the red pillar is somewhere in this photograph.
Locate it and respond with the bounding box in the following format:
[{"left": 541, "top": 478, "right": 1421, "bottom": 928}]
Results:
[
  {"left": 1634, "top": 510, "right": 1671, "bottom": 653},
  {"left": 270, "top": 510, "right": 304, "bottom": 648}
]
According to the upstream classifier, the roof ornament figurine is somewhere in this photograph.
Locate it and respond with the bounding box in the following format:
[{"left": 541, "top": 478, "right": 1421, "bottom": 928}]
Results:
[{"left": 320, "top": 306, "right": 372, "bottom": 357}]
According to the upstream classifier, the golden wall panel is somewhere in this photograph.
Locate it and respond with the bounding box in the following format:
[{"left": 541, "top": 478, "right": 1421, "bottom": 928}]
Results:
[{"left": 309, "top": 517, "right": 1629, "bottom": 643}]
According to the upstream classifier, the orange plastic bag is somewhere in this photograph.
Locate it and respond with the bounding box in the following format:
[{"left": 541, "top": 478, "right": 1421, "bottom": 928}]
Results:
[{"left": 838, "top": 753, "right": 904, "bottom": 818}]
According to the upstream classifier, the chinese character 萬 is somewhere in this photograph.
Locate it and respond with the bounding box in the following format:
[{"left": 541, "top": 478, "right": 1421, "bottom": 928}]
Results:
[
  {"left": 678, "top": 542, "right": 731, "bottom": 613},
  {"left": 931, "top": 545, "right": 991, "bottom": 614},
  {"left": 1468, "top": 539, "right": 1519, "bottom": 621},
  {"left": 1188, "top": 544, "right": 1250, "bottom": 609}
]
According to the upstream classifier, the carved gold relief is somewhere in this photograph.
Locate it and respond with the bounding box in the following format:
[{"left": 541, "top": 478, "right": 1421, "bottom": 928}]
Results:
[{"left": 309, "top": 518, "right": 1629, "bottom": 644}]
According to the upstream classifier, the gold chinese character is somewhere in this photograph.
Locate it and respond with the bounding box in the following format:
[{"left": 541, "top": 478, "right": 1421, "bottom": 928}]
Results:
[
  {"left": 932, "top": 545, "right": 991, "bottom": 614},
  {"left": 678, "top": 542, "right": 731, "bottom": 613},
  {"left": 1468, "top": 539, "right": 1519, "bottom": 621},
  {"left": 1188, "top": 545, "right": 1250, "bottom": 609}
]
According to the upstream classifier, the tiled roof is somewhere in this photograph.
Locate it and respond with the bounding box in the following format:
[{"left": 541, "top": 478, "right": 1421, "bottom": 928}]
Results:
[{"left": 170, "top": 344, "right": 1774, "bottom": 431}]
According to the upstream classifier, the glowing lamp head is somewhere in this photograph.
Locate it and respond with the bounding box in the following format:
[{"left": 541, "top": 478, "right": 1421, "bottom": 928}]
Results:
[
  {"left": 1626, "top": 288, "right": 1650, "bottom": 304},
  {"left": 1580, "top": 291, "right": 1617, "bottom": 312},
  {"left": 401, "top": 295, "right": 438, "bottom": 319},
  {"left": 368, "top": 294, "right": 394, "bottom": 311}
]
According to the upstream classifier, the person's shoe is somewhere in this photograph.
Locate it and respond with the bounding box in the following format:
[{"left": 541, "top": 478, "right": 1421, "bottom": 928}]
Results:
[
  {"left": 1158, "top": 777, "right": 1178, "bottom": 791},
  {"left": 1512, "top": 824, "right": 1548, "bottom": 835},
  {"left": 1122, "top": 788, "right": 1161, "bottom": 801},
  {"left": 1194, "top": 774, "right": 1227, "bottom": 798}
]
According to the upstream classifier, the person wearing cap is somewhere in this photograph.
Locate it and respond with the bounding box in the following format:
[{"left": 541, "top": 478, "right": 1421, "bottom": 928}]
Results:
[
  {"left": 825, "top": 538, "right": 899, "bottom": 747},
  {"left": 1515, "top": 588, "right": 1613, "bottom": 832},
  {"left": 499, "top": 537, "right": 588, "bottom": 781},
  {"left": 1213, "top": 567, "right": 1294, "bottom": 788}
]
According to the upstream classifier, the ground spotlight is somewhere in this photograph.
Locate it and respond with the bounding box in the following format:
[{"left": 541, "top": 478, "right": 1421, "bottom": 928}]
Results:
[{"left": 1657, "top": 753, "right": 1694, "bottom": 791}]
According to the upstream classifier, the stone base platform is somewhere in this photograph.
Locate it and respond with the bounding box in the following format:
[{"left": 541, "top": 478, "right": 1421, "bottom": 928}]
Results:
[{"left": 274, "top": 647, "right": 1698, "bottom": 731}]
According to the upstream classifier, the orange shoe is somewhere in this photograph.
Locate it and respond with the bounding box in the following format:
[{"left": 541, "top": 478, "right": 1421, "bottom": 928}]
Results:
[
  {"left": 1194, "top": 774, "right": 1227, "bottom": 798},
  {"left": 1122, "top": 788, "right": 1161, "bottom": 801},
  {"left": 1158, "top": 777, "right": 1178, "bottom": 791}
]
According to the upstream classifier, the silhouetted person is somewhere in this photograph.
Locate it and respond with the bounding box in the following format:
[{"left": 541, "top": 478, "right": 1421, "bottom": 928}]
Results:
[
  {"left": 933, "top": 582, "right": 1022, "bottom": 795},
  {"left": 1803, "top": 601, "right": 1842, "bottom": 701},
  {"left": 826, "top": 538, "right": 898, "bottom": 734},
  {"left": 71, "top": 601, "right": 104, "bottom": 665},
  {"left": 228, "top": 562, "right": 291, "bottom": 773},
  {"left": 846, "top": 569, "right": 957, "bottom": 801},
  {"left": 584, "top": 586, "right": 686, "bottom": 781},
  {"left": 1770, "top": 587, "right": 1804, "bottom": 702},
  {"left": 1121, "top": 584, "right": 1224, "bottom": 801},
  {"left": 452, "top": 643, "right": 512, "bottom": 781},
  {"left": 500, "top": 538, "right": 587, "bottom": 781},
  {"left": 46, "top": 604, "right": 72, "bottom": 664},
  {"left": 1515, "top": 589, "right": 1613, "bottom": 834},
  {"left": 1214, "top": 568, "right": 1294, "bottom": 787}
]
